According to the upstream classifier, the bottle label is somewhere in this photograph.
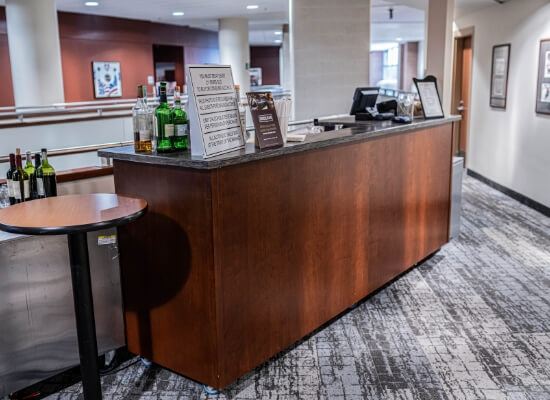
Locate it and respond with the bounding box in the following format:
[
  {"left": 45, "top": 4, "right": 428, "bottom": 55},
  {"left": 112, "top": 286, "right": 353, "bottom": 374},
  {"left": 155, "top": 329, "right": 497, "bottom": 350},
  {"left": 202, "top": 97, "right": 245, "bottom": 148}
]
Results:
[
  {"left": 23, "top": 180, "right": 29, "bottom": 199},
  {"left": 14, "top": 182, "right": 21, "bottom": 200},
  {"left": 153, "top": 115, "right": 158, "bottom": 138},
  {"left": 175, "top": 123, "right": 188, "bottom": 137},
  {"left": 139, "top": 129, "right": 152, "bottom": 141},
  {"left": 37, "top": 178, "right": 45, "bottom": 196},
  {"left": 165, "top": 123, "right": 175, "bottom": 137},
  {"left": 7, "top": 179, "right": 14, "bottom": 197}
]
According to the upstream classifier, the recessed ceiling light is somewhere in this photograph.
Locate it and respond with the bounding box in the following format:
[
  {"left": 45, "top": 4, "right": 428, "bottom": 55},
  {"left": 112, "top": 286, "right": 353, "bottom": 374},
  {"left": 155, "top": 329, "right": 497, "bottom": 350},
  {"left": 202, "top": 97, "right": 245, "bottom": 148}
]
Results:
[
  {"left": 246, "top": 5, "right": 259, "bottom": 9},
  {"left": 274, "top": 31, "right": 282, "bottom": 35},
  {"left": 396, "top": 37, "right": 403, "bottom": 41},
  {"left": 172, "top": 11, "right": 184, "bottom": 16},
  {"left": 274, "top": 39, "right": 282, "bottom": 44},
  {"left": 84, "top": 1, "right": 99, "bottom": 6}
]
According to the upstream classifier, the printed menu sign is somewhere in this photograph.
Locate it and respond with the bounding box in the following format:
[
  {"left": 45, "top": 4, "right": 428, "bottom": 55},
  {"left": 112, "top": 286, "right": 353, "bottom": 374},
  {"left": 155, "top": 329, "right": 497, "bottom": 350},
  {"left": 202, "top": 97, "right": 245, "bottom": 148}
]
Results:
[
  {"left": 246, "top": 92, "right": 283, "bottom": 149},
  {"left": 187, "top": 65, "right": 246, "bottom": 157}
]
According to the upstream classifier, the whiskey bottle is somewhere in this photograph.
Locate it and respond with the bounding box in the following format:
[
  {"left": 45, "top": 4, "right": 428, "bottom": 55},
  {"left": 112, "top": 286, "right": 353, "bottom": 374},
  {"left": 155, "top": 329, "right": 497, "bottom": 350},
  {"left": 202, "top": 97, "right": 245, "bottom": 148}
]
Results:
[{"left": 133, "top": 85, "right": 153, "bottom": 152}]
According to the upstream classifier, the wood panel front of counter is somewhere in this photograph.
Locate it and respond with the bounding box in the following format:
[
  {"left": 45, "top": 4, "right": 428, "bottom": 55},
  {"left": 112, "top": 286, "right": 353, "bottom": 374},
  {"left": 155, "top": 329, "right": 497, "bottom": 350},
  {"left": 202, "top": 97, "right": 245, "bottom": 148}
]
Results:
[{"left": 114, "top": 122, "right": 453, "bottom": 389}]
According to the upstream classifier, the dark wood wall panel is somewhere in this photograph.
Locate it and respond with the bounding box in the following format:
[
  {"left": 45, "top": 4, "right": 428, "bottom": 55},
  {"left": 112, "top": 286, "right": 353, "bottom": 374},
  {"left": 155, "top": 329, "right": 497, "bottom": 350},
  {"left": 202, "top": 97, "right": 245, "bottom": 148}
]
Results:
[
  {"left": 0, "top": 35, "right": 14, "bottom": 107},
  {"left": 250, "top": 46, "right": 280, "bottom": 85},
  {"left": 213, "top": 125, "right": 452, "bottom": 386},
  {"left": 113, "top": 161, "right": 220, "bottom": 386}
]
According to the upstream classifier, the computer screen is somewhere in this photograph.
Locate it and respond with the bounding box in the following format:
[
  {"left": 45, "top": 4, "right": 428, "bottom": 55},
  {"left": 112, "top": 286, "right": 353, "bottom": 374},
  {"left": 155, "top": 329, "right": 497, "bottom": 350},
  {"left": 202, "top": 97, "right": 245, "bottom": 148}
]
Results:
[{"left": 350, "top": 87, "right": 380, "bottom": 115}]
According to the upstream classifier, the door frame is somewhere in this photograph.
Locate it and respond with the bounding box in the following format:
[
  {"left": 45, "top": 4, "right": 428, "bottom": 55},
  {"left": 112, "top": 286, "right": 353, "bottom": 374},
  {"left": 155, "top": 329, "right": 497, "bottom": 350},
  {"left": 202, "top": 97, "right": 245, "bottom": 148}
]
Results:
[{"left": 451, "top": 27, "right": 474, "bottom": 163}]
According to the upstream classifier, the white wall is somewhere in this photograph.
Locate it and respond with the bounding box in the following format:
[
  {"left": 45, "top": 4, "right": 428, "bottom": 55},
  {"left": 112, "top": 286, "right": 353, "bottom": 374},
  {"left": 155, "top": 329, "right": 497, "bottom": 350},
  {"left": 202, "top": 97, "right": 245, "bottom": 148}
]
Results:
[
  {"left": 455, "top": 0, "right": 550, "bottom": 208},
  {"left": 291, "top": 0, "right": 370, "bottom": 121},
  {"left": 0, "top": 117, "right": 133, "bottom": 177}
]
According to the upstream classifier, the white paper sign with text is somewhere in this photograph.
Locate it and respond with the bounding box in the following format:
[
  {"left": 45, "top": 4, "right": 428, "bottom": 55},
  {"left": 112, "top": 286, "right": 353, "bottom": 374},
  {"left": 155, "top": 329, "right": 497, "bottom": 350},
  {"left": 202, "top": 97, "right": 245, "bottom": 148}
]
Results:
[{"left": 186, "top": 65, "right": 246, "bottom": 157}]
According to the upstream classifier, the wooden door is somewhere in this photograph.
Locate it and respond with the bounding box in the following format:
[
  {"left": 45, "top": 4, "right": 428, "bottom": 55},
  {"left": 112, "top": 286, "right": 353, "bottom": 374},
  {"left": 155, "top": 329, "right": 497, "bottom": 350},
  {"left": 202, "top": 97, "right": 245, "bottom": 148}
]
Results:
[{"left": 451, "top": 36, "right": 473, "bottom": 159}]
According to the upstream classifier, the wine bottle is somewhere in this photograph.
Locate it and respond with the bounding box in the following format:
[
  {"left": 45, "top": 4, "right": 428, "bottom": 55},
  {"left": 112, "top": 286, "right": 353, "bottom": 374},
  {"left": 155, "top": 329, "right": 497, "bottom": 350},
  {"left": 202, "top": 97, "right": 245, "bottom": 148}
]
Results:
[
  {"left": 12, "top": 154, "right": 30, "bottom": 203},
  {"left": 6, "top": 153, "right": 16, "bottom": 205},
  {"left": 31, "top": 153, "right": 41, "bottom": 200},
  {"left": 24, "top": 151, "right": 34, "bottom": 176},
  {"left": 171, "top": 85, "right": 189, "bottom": 150},
  {"left": 36, "top": 148, "right": 57, "bottom": 198},
  {"left": 133, "top": 85, "right": 153, "bottom": 152},
  {"left": 155, "top": 82, "right": 174, "bottom": 153}
]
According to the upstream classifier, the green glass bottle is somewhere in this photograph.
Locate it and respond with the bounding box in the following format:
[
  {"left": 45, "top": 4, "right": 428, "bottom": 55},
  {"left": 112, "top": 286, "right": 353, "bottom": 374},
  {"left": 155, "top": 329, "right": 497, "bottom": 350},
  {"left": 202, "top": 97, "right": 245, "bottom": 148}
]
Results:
[
  {"left": 35, "top": 148, "right": 57, "bottom": 198},
  {"left": 24, "top": 151, "right": 34, "bottom": 176},
  {"left": 155, "top": 82, "right": 174, "bottom": 153},
  {"left": 171, "top": 85, "right": 189, "bottom": 150}
]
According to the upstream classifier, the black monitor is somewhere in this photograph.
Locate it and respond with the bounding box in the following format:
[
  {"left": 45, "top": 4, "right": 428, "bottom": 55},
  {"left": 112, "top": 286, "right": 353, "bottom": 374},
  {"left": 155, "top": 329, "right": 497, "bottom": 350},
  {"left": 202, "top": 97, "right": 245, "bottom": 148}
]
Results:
[{"left": 350, "top": 87, "right": 380, "bottom": 115}]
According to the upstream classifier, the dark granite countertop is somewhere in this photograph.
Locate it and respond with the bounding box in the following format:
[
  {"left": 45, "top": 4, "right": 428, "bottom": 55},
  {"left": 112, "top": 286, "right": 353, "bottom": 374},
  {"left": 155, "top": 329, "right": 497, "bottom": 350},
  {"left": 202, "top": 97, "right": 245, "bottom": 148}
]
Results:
[{"left": 99, "top": 116, "right": 461, "bottom": 170}]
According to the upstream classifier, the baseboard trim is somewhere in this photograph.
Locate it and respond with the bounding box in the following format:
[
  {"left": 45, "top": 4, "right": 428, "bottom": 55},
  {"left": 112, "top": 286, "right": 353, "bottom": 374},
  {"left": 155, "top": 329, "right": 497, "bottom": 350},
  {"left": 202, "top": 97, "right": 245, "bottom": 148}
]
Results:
[{"left": 467, "top": 169, "right": 550, "bottom": 218}]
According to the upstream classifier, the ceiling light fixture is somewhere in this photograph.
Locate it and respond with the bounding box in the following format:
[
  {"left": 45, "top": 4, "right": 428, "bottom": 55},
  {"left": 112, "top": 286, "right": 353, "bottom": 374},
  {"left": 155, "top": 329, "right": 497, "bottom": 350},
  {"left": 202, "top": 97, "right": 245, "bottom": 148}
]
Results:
[
  {"left": 396, "top": 37, "right": 403, "bottom": 41},
  {"left": 274, "top": 39, "right": 282, "bottom": 44},
  {"left": 84, "top": 1, "right": 99, "bottom": 6},
  {"left": 274, "top": 31, "right": 282, "bottom": 35},
  {"left": 172, "top": 11, "right": 184, "bottom": 16},
  {"left": 246, "top": 5, "right": 259, "bottom": 10}
]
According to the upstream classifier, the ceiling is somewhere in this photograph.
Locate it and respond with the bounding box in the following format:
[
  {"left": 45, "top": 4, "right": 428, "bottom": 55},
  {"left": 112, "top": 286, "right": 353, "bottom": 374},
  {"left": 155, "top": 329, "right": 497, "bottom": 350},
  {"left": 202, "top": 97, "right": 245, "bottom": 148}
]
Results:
[{"left": 0, "top": 0, "right": 502, "bottom": 45}]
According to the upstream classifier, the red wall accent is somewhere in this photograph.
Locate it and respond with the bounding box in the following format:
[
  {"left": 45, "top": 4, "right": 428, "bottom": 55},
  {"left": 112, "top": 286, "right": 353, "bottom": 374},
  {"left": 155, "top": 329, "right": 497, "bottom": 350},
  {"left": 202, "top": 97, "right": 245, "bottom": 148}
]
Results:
[
  {"left": 250, "top": 46, "right": 280, "bottom": 85},
  {"left": 0, "top": 7, "right": 14, "bottom": 107},
  {"left": 0, "top": 8, "right": 219, "bottom": 106}
]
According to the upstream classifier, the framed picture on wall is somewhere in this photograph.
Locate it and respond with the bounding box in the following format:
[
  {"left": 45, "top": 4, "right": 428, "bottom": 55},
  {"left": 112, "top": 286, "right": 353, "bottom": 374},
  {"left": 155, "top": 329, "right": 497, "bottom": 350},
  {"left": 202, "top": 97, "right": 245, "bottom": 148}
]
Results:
[
  {"left": 536, "top": 39, "right": 550, "bottom": 114},
  {"left": 490, "top": 44, "right": 511, "bottom": 109},
  {"left": 413, "top": 75, "right": 444, "bottom": 119},
  {"left": 92, "top": 61, "right": 122, "bottom": 98}
]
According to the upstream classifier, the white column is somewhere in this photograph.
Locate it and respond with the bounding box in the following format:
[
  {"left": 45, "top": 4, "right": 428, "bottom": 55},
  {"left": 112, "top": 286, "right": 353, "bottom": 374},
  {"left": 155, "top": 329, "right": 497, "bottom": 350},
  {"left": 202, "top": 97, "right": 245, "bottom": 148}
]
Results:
[
  {"left": 426, "top": 0, "right": 455, "bottom": 114},
  {"left": 218, "top": 18, "right": 250, "bottom": 96},
  {"left": 5, "top": 0, "right": 65, "bottom": 107},
  {"left": 281, "top": 24, "right": 292, "bottom": 92},
  {"left": 290, "top": 0, "right": 370, "bottom": 121}
]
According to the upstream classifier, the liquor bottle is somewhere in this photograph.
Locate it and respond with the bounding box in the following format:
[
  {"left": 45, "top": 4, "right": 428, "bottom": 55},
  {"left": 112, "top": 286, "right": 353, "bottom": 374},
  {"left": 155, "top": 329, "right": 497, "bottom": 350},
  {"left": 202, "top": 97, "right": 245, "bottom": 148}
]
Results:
[
  {"left": 6, "top": 153, "right": 16, "bottom": 205},
  {"left": 12, "top": 154, "right": 30, "bottom": 203},
  {"left": 154, "top": 82, "right": 174, "bottom": 153},
  {"left": 171, "top": 85, "right": 189, "bottom": 150},
  {"left": 30, "top": 153, "right": 41, "bottom": 200},
  {"left": 235, "top": 85, "right": 246, "bottom": 132},
  {"left": 36, "top": 148, "right": 57, "bottom": 198},
  {"left": 133, "top": 85, "right": 153, "bottom": 152}
]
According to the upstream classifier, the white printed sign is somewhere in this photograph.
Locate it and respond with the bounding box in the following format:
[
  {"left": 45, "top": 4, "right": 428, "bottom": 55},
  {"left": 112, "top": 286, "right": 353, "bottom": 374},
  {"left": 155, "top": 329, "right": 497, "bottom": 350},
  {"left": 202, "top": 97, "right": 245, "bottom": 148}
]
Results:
[{"left": 186, "top": 65, "right": 246, "bottom": 157}]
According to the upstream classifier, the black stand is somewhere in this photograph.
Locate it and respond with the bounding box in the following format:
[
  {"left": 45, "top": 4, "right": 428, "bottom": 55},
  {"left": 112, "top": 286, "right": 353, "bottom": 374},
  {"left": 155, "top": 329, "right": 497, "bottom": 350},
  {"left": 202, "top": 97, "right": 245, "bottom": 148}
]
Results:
[{"left": 68, "top": 232, "right": 102, "bottom": 400}]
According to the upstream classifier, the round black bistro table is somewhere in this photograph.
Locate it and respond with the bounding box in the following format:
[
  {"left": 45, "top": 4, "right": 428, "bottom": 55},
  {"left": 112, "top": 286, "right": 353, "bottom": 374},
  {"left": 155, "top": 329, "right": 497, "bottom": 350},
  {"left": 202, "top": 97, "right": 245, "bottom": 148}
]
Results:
[{"left": 0, "top": 194, "right": 147, "bottom": 400}]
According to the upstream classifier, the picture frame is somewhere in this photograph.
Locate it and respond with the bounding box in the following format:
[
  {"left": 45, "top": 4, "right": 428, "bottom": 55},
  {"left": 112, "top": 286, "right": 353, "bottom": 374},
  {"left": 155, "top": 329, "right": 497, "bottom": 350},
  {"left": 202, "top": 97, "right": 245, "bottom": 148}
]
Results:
[
  {"left": 413, "top": 75, "right": 444, "bottom": 119},
  {"left": 92, "top": 61, "right": 122, "bottom": 98},
  {"left": 490, "top": 44, "right": 511, "bottom": 109},
  {"left": 536, "top": 39, "right": 550, "bottom": 114}
]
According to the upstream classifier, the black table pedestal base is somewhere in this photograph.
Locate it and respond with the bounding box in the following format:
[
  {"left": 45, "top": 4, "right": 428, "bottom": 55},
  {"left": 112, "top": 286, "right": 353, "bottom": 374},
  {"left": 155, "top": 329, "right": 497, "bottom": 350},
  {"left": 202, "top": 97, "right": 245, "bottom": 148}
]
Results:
[{"left": 68, "top": 232, "right": 102, "bottom": 400}]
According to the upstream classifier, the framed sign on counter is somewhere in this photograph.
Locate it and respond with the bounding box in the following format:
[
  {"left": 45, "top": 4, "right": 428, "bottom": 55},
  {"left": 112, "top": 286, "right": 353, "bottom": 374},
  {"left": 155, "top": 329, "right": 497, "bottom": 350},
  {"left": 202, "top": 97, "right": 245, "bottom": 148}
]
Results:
[
  {"left": 186, "top": 64, "right": 246, "bottom": 158},
  {"left": 413, "top": 75, "right": 444, "bottom": 119},
  {"left": 536, "top": 39, "right": 550, "bottom": 114},
  {"left": 490, "top": 44, "right": 511, "bottom": 109}
]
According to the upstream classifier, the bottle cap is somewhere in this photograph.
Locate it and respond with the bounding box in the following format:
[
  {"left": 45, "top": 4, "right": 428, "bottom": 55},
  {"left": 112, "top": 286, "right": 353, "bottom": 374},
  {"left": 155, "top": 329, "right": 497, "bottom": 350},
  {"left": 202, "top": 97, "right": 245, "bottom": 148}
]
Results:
[
  {"left": 16, "top": 148, "right": 20, "bottom": 156},
  {"left": 137, "top": 85, "right": 144, "bottom": 98},
  {"left": 175, "top": 85, "right": 181, "bottom": 92},
  {"left": 235, "top": 85, "right": 240, "bottom": 89}
]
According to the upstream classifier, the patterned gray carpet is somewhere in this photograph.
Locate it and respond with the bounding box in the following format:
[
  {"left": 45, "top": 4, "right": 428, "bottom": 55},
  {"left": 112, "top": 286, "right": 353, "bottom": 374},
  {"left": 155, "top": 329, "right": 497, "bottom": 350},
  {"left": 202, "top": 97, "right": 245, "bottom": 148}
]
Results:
[{"left": 48, "top": 175, "right": 550, "bottom": 399}]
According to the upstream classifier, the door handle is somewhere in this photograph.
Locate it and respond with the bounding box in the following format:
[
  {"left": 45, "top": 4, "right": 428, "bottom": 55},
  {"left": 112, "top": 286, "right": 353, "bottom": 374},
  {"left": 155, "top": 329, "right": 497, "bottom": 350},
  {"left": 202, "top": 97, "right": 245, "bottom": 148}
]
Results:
[{"left": 457, "top": 100, "right": 465, "bottom": 112}]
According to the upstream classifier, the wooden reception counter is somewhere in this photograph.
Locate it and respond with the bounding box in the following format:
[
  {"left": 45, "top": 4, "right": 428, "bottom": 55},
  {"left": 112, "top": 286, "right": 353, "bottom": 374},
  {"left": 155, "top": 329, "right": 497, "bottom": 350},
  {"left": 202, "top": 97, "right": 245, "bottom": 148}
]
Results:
[{"left": 99, "top": 116, "right": 460, "bottom": 389}]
